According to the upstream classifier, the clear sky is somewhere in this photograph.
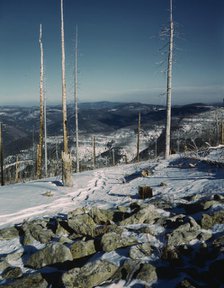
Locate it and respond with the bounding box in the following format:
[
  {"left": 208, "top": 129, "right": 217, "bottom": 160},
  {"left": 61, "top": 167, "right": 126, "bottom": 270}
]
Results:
[{"left": 0, "top": 0, "right": 223, "bottom": 105}]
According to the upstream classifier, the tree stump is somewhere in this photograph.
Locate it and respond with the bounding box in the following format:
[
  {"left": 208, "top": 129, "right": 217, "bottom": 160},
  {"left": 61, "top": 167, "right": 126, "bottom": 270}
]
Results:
[{"left": 138, "top": 186, "right": 153, "bottom": 199}]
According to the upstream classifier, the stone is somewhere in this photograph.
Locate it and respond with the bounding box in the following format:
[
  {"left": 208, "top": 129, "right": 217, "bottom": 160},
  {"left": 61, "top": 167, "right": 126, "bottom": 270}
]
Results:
[
  {"left": 200, "top": 214, "right": 213, "bottom": 229},
  {"left": 129, "top": 242, "right": 152, "bottom": 259},
  {"left": 167, "top": 217, "right": 204, "bottom": 247},
  {"left": 67, "top": 213, "right": 97, "bottom": 237},
  {"left": 6, "top": 252, "right": 23, "bottom": 262},
  {"left": 2, "top": 266, "right": 23, "bottom": 280},
  {"left": 176, "top": 278, "right": 197, "bottom": 288},
  {"left": 0, "top": 273, "right": 48, "bottom": 288},
  {"left": 62, "top": 259, "right": 118, "bottom": 288},
  {"left": 101, "top": 232, "right": 138, "bottom": 252},
  {"left": 136, "top": 263, "right": 157, "bottom": 283},
  {"left": 138, "top": 186, "right": 153, "bottom": 199},
  {"left": 70, "top": 239, "right": 96, "bottom": 259},
  {"left": 88, "top": 207, "right": 113, "bottom": 224},
  {"left": 0, "top": 227, "right": 19, "bottom": 240},
  {"left": 26, "top": 243, "right": 73, "bottom": 269},
  {"left": 0, "top": 259, "right": 10, "bottom": 271},
  {"left": 120, "top": 205, "right": 160, "bottom": 225}
]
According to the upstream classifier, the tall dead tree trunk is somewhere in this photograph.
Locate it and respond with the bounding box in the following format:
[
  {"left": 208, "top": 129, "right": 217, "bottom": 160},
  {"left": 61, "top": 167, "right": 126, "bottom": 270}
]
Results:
[
  {"left": 15, "top": 156, "right": 19, "bottom": 183},
  {"left": 37, "top": 24, "right": 44, "bottom": 178},
  {"left": 61, "top": 0, "right": 73, "bottom": 186},
  {"left": 0, "top": 123, "right": 4, "bottom": 186},
  {"left": 44, "top": 92, "right": 48, "bottom": 177},
  {"left": 74, "top": 25, "right": 79, "bottom": 173},
  {"left": 93, "top": 136, "right": 96, "bottom": 169},
  {"left": 165, "top": 0, "right": 174, "bottom": 159},
  {"left": 136, "top": 112, "right": 141, "bottom": 162}
]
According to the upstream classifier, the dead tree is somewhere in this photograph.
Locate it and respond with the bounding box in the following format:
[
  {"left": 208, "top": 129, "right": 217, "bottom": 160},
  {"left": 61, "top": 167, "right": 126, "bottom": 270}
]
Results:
[
  {"left": 37, "top": 24, "right": 44, "bottom": 178},
  {"left": 136, "top": 112, "right": 141, "bottom": 162},
  {"left": 93, "top": 136, "right": 96, "bottom": 169},
  {"left": 74, "top": 25, "right": 80, "bottom": 172},
  {"left": 61, "top": 0, "right": 73, "bottom": 186},
  {"left": 15, "top": 156, "right": 19, "bottom": 183},
  {"left": 0, "top": 123, "right": 4, "bottom": 186},
  {"left": 165, "top": 0, "right": 174, "bottom": 159}
]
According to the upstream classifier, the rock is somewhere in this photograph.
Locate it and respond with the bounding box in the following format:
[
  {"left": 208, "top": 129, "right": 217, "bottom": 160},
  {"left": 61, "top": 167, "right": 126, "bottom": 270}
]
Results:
[
  {"left": 161, "top": 246, "right": 181, "bottom": 265},
  {"left": 0, "top": 273, "right": 48, "bottom": 288},
  {"left": 88, "top": 207, "right": 113, "bottom": 224},
  {"left": 176, "top": 278, "right": 197, "bottom": 288},
  {"left": 62, "top": 259, "right": 118, "bottom": 288},
  {"left": 67, "top": 213, "right": 97, "bottom": 237},
  {"left": 138, "top": 186, "right": 153, "bottom": 199},
  {"left": 0, "top": 259, "right": 10, "bottom": 271},
  {"left": 213, "top": 194, "right": 224, "bottom": 201},
  {"left": 129, "top": 242, "right": 152, "bottom": 259},
  {"left": 201, "top": 214, "right": 213, "bottom": 229},
  {"left": 6, "top": 252, "right": 23, "bottom": 262},
  {"left": 117, "top": 259, "right": 141, "bottom": 282},
  {"left": 213, "top": 235, "right": 224, "bottom": 248},
  {"left": 120, "top": 205, "right": 160, "bottom": 225},
  {"left": 21, "top": 219, "right": 54, "bottom": 245},
  {"left": 167, "top": 217, "right": 205, "bottom": 247},
  {"left": 94, "top": 224, "right": 124, "bottom": 237},
  {"left": 159, "top": 182, "right": 167, "bottom": 187},
  {"left": 101, "top": 232, "right": 138, "bottom": 252},
  {"left": 70, "top": 240, "right": 96, "bottom": 259},
  {"left": 26, "top": 243, "right": 73, "bottom": 269},
  {"left": 0, "top": 226, "right": 19, "bottom": 240},
  {"left": 136, "top": 263, "right": 157, "bottom": 283},
  {"left": 2, "top": 266, "right": 23, "bottom": 280},
  {"left": 200, "top": 211, "right": 224, "bottom": 229}
]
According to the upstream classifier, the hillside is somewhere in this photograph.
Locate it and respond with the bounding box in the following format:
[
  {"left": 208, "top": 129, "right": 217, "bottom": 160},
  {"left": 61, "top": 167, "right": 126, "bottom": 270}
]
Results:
[
  {"left": 1, "top": 102, "right": 223, "bottom": 184},
  {"left": 0, "top": 147, "right": 224, "bottom": 287}
]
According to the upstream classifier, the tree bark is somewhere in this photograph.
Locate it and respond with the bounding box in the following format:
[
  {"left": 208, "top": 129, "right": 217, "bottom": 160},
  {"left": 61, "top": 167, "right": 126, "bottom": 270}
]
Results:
[
  {"left": 136, "top": 112, "right": 141, "bottom": 162},
  {"left": 165, "top": 0, "right": 174, "bottom": 159},
  {"left": 74, "top": 25, "right": 79, "bottom": 173},
  {"left": 37, "top": 24, "right": 44, "bottom": 178},
  {"left": 0, "top": 123, "right": 4, "bottom": 186}
]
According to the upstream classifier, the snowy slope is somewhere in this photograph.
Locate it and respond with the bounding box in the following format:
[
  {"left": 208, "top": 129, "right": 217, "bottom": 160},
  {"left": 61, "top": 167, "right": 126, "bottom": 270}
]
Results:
[{"left": 0, "top": 149, "right": 224, "bottom": 287}]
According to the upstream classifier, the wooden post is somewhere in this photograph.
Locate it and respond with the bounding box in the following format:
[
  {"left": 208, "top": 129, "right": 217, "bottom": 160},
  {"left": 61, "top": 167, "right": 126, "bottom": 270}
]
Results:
[
  {"left": 74, "top": 25, "right": 79, "bottom": 173},
  {"left": 37, "top": 24, "right": 44, "bottom": 179},
  {"left": 0, "top": 123, "right": 4, "bottom": 186},
  {"left": 165, "top": 0, "right": 174, "bottom": 159},
  {"left": 136, "top": 112, "right": 141, "bottom": 162},
  {"left": 93, "top": 136, "right": 96, "bottom": 169}
]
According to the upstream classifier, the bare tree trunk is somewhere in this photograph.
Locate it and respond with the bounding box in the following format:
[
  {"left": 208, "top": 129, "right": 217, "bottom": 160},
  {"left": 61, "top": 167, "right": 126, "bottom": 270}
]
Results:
[
  {"left": 112, "top": 149, "right": 115, "bottom": 166},
  {"left": 93, "top": 136, "right": 96, "bottom": 169},
  {"left": 136, "top": 112, "right": 141, "bottom": 162},
  {"left": 165, "top": 0, "right": 174, "bottom": 159},
  {"left": 0, "top": 123, "right": 4, "bottom": 186},
  {"left": 44, "top": 92, "right": 48, "bottom": 177},
  {"left": 37, "top": 24, "right": 44, "bottom": 178},
  {"left": 61, "top": 0, "right": 72, "bottom": 186},
  {"left": 61, "top": 0, "right": 68, "bottom": 155},
  {"left": 74, "top": 25, "right": 79, "bottom": 173},
  {"left": 15, "top": 156, "right": 19, "bottom": 183}
]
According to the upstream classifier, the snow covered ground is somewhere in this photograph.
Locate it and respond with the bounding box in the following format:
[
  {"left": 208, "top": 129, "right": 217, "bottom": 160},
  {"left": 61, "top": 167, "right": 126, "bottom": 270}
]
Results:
[{"left": 0, "top": 148, "right": 224, "bottom": 287}]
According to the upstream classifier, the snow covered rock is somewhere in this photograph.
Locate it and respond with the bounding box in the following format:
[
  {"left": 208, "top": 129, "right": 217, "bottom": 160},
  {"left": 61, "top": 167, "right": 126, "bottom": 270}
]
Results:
[
  {"left": 67, "top": 213, "right": 97, "bottom": 237},
  {"left": 1, "top": 266, "right": 22, "bottom": 280},
  {"left": 0, "top": 227, "right": 19, "bottom": 241},
  {"left": 70, "top": 239, "right": 96, "bottom": 259},
  {"left": 0, "top": 273, "right": 48, "bottom": 288}
]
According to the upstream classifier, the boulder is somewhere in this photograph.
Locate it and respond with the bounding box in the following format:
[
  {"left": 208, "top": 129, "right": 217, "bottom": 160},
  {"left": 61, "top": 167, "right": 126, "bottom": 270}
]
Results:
[
  {"left": 70, "top": 240, "right": 96, "bottom": 259},
  {"left": 120, "top": 205, "right": 160, "bottom": 226},
  {"left": 136, "top": 263, "right": 157, "bottom": 283},
  {"left": 2, "top": 266, "right": 23, "bottom": 280},
  {"left": 88, "top": 207, "right": 113, "bottom": 224},
  {"left": 0, "top": 273, "right": 48, "bottom": 288},
  {"left": 0, "top": 259, "right": 10, "bottom": 271},
  {"left": 101, "top": 232, "right": 138, "bottom": 252},
  {"left": 62, "top": 259, "right": 118, "bottom": 288},
  {"left": 129, "top": 242, "right": 152, "bottom": 259},
  {"left": 67, "top": 213, "right": 97, "bottom": 237},
  {"left": 0, "top": 227, "right": 19, "bottom": 241},
  {"left": 26, "top": 243, "right": 73, "bottom": 269}
]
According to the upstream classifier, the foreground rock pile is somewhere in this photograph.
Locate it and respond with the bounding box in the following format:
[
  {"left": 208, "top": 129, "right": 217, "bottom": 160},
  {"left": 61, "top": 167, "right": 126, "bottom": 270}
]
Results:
[{"left": 0, "top": 192, "right": 224, "bottom": 287}]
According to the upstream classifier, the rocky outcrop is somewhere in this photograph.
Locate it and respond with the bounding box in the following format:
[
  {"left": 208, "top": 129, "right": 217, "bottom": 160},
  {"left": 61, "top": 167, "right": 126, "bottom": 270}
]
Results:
[{"left": 0, "top": 192, "right": 223, "bottom": 287}]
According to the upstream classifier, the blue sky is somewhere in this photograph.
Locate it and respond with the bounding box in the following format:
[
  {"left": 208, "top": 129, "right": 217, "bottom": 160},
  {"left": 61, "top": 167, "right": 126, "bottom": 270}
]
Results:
[{"left": 0, "top": 0, "right": 223, "bottom": 105}]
